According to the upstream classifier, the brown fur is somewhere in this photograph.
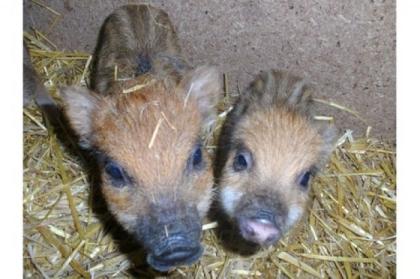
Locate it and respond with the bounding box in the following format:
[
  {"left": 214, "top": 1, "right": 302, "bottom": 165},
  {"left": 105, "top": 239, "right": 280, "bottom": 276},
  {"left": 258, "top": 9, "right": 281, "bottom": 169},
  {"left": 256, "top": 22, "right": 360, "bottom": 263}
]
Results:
[
  {"left": 86, "top": 82, "right": 213, "bottom": 224},
  {"left": 92, "top": 5, "right": 189, "bottom": 94},
  {"left": 60, "top": 5, "right": 222, "bottom": 271},
  {"left": 215, "top": 70, "right": 335, "bottom": 246}
]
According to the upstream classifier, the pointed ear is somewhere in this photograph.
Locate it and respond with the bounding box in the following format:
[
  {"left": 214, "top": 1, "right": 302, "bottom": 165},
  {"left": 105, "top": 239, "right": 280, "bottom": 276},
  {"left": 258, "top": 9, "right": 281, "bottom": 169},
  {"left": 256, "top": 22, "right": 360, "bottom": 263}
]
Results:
[
  {"left": 60, "top": 86, "right": 99, "bottom": 148},
  {"left": 178, "top": 66, "right": 222, "bottom": 128},
  {"left": 272, "top": 70, "right": 314, "bottom": 116},
  {"left": 287, "top": 81, "right": 311, "bottom": 104},
  {"left": 268, "top": 70, "right": 314, "bottom": 113},
  {"left": 245, "top": 70, "right": 313, "bottom": 114},
  {"left": 315, "top": 122, "right": 337, "bottom": 166}
]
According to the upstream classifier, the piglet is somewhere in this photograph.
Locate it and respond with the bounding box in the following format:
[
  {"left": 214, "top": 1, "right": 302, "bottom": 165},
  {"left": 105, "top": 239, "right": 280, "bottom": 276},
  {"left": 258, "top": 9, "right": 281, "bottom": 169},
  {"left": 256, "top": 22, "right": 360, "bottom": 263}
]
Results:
[
  {"left": 215, "top": 70, "right": 335, "bottom": 247},
  {"left": 60, "top": 5, "right": 222, "bottom": 271}
]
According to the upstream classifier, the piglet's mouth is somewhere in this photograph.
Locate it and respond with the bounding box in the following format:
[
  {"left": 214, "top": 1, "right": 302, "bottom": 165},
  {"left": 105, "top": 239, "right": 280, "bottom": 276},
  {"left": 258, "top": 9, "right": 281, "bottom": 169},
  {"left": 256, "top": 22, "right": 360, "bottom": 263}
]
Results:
[
  {"left": 137, "top": 203, "right": 203, "bottom": 271},
  {"left": 147, "top": 236, "right": 203, "bottom": 272}
]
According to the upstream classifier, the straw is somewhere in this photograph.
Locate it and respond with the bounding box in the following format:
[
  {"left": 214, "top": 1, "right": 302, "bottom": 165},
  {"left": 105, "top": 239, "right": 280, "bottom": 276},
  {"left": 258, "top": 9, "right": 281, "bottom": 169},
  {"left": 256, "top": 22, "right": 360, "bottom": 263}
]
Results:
[{"left": 23, "top": 28, "right": 395, "bottom": 278}]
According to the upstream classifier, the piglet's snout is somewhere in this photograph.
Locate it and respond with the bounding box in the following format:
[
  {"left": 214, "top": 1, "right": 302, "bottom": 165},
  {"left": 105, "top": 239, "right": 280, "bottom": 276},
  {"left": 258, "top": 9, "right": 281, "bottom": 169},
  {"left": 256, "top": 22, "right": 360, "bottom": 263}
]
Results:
[
  {"left": 148, "top": 234, "right": 203, "bottom": 272},
  {"left": 238, "top": 208, "right": 282, "bottom": 246},
  {"left": 240, "top": 218, "right": 280, "bottom": 246},
  {"left": 141, "top": 203, "right": 203, "bottom": 271}
]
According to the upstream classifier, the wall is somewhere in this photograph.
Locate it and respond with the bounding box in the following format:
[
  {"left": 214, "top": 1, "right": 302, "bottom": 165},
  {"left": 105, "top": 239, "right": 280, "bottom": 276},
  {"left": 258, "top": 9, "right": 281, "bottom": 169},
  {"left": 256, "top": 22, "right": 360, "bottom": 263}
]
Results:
[{"left": 24, "top": 0, "right": 396, "bottom": 140}]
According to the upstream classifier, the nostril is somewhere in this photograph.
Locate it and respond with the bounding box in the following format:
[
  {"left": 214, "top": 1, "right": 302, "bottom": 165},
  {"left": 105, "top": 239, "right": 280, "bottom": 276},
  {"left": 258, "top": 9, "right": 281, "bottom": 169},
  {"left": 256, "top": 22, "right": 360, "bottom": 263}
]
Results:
[{"left": 243, "top": 223, "right": 256, "bottom": 237}]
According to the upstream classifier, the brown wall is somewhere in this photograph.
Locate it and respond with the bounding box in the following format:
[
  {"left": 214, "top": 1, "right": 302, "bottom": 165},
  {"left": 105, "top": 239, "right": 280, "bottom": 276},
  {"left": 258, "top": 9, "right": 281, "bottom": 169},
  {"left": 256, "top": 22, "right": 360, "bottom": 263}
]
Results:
[{"left": 24, "top": 0, "right": 396, "bottom": 140}]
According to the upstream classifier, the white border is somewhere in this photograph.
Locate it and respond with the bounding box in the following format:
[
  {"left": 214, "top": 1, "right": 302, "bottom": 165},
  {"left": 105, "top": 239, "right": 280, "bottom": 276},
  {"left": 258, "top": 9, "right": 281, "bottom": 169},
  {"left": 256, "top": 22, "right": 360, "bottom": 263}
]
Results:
[
  {"left": 397, "top": 1, "right": 420, "bottom": 278},
  {"left": 0, "top": 1, "right": 23, "bottom": 277}
]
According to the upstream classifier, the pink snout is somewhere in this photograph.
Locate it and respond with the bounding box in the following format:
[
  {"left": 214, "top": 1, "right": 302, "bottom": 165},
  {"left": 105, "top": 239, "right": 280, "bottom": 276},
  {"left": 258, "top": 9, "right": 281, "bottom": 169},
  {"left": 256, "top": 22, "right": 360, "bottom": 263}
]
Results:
[{"left": 239, "top": 218, "right": 281, "bottom": 246}]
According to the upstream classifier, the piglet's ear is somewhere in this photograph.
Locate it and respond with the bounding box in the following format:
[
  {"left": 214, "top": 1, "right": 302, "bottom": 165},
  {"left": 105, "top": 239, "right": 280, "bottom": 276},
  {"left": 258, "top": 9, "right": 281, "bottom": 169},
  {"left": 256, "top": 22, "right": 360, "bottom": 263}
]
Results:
[
  {"left": 178, "top": 65, "right": 222, "bottom": 128},
  {"left": 60, "top": 86, "right": 99, "bottom": 148},
  {"left": 286, "top": 78, "right": 312, "bottom": 108}
]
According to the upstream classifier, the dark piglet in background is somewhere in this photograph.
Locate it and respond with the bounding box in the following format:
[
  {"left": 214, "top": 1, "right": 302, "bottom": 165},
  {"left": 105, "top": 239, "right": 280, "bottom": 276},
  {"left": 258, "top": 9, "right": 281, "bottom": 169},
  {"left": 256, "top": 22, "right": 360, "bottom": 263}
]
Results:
[
  {"left": 23, "top": 42, "right": 54, "bottom": 108},
  {"left": 59, "top": 5, "right": 222, "bottom": 272}
]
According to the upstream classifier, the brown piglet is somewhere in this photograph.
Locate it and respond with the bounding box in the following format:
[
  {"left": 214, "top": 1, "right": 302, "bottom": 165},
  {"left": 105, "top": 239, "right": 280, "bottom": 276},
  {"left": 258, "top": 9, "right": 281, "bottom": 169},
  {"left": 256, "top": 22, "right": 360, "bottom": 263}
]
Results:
[
  {"left": 215, "top": 70, "right": 335, "bottom": 247},
  {"left": 60, "top": 5, "right": 222, "bottom": 271}
]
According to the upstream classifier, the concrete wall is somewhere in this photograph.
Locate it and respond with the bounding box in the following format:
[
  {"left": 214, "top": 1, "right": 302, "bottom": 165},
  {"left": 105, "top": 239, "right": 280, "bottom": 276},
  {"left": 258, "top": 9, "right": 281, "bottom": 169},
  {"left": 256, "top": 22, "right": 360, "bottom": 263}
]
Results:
[{"left": 24, "top": 0, "right": 396, "bottom": 140}]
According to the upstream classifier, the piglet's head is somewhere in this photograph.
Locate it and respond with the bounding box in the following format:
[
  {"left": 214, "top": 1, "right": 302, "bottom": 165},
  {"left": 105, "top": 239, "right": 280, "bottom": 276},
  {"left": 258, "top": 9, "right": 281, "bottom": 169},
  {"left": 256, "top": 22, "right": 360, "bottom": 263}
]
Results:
[
  {"left": 61, "top": 66, "right": 222, "bottom": 271},
  {"left": 217, "top": 70, "right": 336, "bottom": 247}
]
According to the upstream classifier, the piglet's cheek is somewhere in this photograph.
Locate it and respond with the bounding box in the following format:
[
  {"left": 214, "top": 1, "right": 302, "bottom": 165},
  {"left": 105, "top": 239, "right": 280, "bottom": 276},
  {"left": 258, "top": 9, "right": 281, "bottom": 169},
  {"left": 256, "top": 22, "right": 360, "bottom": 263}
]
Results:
[
  {"left": 192, "top": 169, "right": 213, "bottom": 218},
  {"left": 101, "top": 186, "right": 132, "bottom": 212},
  {"left": 220, "top": 187, "right": 243, "bottom": 216},
  {"left": 284, "top": 205, "right": 304, "bottom": 230},
  {"left": 196, "top": 189, "right": 212, "bottom": 218}
]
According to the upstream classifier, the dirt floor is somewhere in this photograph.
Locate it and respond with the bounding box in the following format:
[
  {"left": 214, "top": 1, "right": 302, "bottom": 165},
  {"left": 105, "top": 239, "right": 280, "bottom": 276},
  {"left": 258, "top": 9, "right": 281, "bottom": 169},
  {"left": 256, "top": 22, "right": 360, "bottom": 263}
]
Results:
[{"left": 23, "top": 0, "right": 396, "bottom": 140}]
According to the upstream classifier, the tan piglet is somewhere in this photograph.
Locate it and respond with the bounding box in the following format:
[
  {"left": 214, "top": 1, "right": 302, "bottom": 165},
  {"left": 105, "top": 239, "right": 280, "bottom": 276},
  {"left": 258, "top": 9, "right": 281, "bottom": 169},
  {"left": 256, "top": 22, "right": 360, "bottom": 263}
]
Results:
[{"left": 215, "top": 70, "right": 335, "bottom": 247}]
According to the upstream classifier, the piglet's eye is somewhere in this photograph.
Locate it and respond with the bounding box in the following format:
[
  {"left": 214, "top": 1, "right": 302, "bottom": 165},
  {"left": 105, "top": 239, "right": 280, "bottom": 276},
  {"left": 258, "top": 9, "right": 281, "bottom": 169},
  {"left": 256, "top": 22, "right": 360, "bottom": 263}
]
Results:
[
  {"left": 105, "top": 161, "right": 128, "bottom": 188},
  {"left": 192, "top": 148, "right": 202, "bottom": 166},
  {"left": 233, "top": 149, "right": 252, "bottom": 172},
  {"left": 299, "top": 171, "right": 312, "bottom": 189},
  {"left": 188, "top": 144, "right": 204, "bottom": 171}
]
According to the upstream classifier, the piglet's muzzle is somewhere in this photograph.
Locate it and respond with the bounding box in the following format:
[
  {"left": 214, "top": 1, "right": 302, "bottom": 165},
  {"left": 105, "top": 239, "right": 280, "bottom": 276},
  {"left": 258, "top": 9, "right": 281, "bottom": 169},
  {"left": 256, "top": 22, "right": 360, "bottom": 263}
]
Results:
[
  {"left": 147, "top": 234, "right": 203, "bottom": 272},
  {"left": 239, "top": 214, "right": 281, "bottom": 246},
  {"left": 137, "top": 203, "right": 203, "bottom": 272},
  {"left": 235, "top": 193, "right": 286, "bottom": 246}
]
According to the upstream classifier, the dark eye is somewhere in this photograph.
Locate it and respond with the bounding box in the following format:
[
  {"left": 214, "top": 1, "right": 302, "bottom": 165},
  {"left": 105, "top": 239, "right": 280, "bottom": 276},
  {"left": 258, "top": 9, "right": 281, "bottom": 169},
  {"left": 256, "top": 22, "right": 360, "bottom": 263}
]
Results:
[
  {"left": 188, "top": 145, "right": 204, "bottom": 171},
  {"left": 299, "top": 171, "right": 311, "bottom": 189},
  {"left": 105, "top": 161, "right": 128, "bottom": 188},
  {"left": 233, "top": 149, "right": 252, "bottom": 172}
]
